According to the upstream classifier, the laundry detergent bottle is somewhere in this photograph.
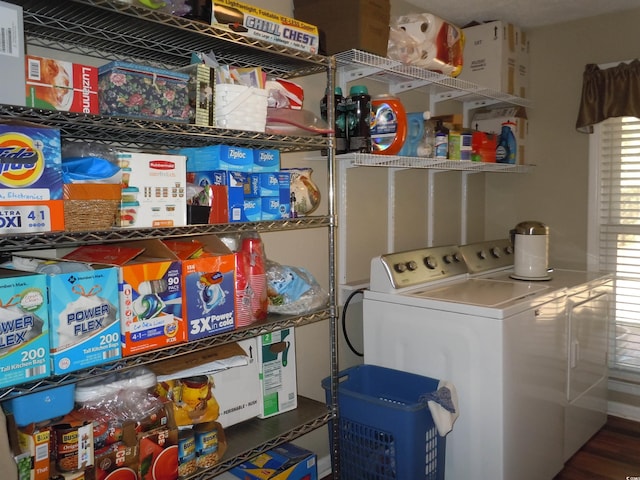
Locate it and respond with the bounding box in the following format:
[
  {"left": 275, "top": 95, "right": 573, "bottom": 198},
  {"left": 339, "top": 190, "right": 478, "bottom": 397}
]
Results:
[{"left": 370, "top": 94, "right": 408, "bottom": 155}]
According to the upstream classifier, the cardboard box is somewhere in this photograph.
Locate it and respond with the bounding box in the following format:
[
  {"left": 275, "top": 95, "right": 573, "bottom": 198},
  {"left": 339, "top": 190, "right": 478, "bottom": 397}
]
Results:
[
  {"left": 10, "top": 255, "right": 121, "bottom": 374},
  {"left": 211, "top": 0, "right": 319, "bottom": 54},
  {"left": 459, "top": 21, "right": 529, "bottom": 98},
  {"left": 181, "top": 145, "right": 254, "bottom": 173},
  {"left": 187, "top": 170, "right": 249, "bottom": 223},
  {"left": 151, "top": 339, "right": 260, "bottom": 428},
  {"left": 25, "top": 55, "right": 99, "bottom": 114},
  {"left": 162, "top": 235, "right": 236, "bottom": 341},
  {"left": 229, "top": 443, "right": 318, "bottom": 480},
  {"left": 0, "top": 2, "right": 26, "bottom": 107},
  {"left": 98, "top": 61, "right": 191, "bottom": 122},
  {"left": 116, "top": 151, "right": 187, "bottom": 229},
  {"left": 0, "top": 268, "right": 50, "bottom": 389},
  {"left": 471, "top": 106, "right": 528, "bottom": 165},
  {"left": 62, "top": 241, "right": 186, "bottom": 356},
  {"left": 258, "top": 328, "right": 297, "bottom": 418},
  {"left": 16, "top": 424, "right": 51, "bottom": 480},
  {"left": 252, "top": 149, "right": 280, "bottom": 172},
  {"left": 137, "top": 427, "right": 178, "bottom": 480},
  {"left": 294, "top": 0, "right": 390, "bottom": 56},
  {"left": 0, "top": 123, "right": 65, "bottom": 233}
]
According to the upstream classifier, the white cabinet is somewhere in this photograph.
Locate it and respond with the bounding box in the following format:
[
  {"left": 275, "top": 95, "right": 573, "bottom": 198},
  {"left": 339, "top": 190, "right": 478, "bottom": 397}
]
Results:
[
  {"left": 564, "top": 280, "right": 612, "bottom": 460},
  {"left": 0, "top": 1, "right": 338, "bottom": 478}
]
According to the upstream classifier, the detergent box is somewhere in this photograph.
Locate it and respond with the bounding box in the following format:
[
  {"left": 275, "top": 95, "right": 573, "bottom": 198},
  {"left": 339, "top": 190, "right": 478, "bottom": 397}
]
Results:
[
  {"left": 0, "top": 267, "right": 49, "bottom": 388},
  {"left": 115, "top": 151, "right": 187, "bottom": 229},
  {"left": 25, "top": 55, "right": 99, "bottom": 114},
  {"left": 181, "top": 144, "right": 254, "bottom": 173},
  {"left": 161, "top": 235, "right": 236, "bottom": 341},
  {"left": 0, "top": 123, "right": 65, "bottom": 233},
  {"left": 258, "top": 328, "right": 297, "bottom": 418},
  {"left": 62, "top": 240, "right": 185, "bottom": 356},
  {"left": 229, "top": 443, "right": 317, "bottom": 480},
  {"left": 211, "top": 0, "right": 319, "bottom": 54},
  {"left": 9, "top": 255, "right": 121, "bottom": 374}
]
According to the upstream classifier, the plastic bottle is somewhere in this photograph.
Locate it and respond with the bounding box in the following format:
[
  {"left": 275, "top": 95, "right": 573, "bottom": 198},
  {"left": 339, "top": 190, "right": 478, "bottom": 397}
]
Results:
[
  {"left": 370, "top": 94, "right": 408, "bottom": 155},
  {"left": 320, "top": 87, "right": 347, "bottom": 154},
  {"left": 496, "top": 121, "right": 517, "bottom": 164},
  {"left": 346, "top": 85, "right": 372, "bottom": 153},
  {"left": 398, "top": 112, "right": 425, "bottom": 157},
  {"left": 417, "top": 111, "right": 435, "bottom": 157},
  {"left": 434, "top": 120, "right": 449, "bottom": 159}
]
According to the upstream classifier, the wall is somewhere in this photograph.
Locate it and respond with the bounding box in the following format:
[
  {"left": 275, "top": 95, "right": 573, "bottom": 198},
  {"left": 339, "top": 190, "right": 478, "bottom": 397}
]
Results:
[{"left": 485, "top": 7, "right": 640, "bottom": 269}]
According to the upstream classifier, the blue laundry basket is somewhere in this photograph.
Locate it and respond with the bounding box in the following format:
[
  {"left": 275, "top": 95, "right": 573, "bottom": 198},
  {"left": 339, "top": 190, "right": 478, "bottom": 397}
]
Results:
[{"left": 322, "top": 364, "right": 446, "bottom": 480}]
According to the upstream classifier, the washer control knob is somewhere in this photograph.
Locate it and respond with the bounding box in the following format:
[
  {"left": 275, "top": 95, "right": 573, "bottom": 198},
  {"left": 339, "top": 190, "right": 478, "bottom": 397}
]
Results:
[
  {"left": 505, "top": 245, "right": 514, "bottom": 255},
  {"left": 477, "top": 250, "right": 487, "bottom": 260},
  {"left": 424, "top": 256, "right": 437, "bottom": 269},
  {"left": 394, "top": 263, "right": 407, "bottom": 273},
  {"left": 490, "top": 247, "right": 501, "bottom": 258},
  {"left": 443, "top": 254, "right": 454, "bottom": 264},
  {"left": 407, "top": 260, "right": 418, "bottom": 271}
]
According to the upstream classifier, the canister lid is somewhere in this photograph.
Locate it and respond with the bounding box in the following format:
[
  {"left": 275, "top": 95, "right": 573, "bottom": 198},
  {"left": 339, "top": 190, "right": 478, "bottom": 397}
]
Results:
[{"left": 514, "top": 221, "right": 548, "bottom": 235}]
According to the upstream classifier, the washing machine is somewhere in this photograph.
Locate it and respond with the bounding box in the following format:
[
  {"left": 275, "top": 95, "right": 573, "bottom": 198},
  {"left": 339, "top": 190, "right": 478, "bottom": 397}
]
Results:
[{"left": 362, "top": 239, "right": 611, "bottom": 480}]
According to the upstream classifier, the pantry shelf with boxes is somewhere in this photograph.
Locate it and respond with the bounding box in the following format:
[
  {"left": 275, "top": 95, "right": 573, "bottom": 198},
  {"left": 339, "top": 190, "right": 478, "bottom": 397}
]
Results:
[{"left": 0, "top": 1, "right": 339, "bottom": 480}]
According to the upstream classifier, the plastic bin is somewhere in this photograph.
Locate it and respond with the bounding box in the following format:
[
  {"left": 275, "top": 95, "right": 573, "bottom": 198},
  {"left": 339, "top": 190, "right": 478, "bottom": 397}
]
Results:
[{"left": 321, "top": 364, "right": 446, "bottom": 480}]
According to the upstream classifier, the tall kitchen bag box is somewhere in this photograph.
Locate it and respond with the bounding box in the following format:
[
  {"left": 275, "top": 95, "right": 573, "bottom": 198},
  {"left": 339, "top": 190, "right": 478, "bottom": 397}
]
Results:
[
  {"left": 459, "top": 21, "right": 529, "bottom": 98},
  {"left": 258, "top": 328, "right": 297, "bottom": 418},
  {"left": 0, "top": 1, "right": 25, "bottom": 107}
]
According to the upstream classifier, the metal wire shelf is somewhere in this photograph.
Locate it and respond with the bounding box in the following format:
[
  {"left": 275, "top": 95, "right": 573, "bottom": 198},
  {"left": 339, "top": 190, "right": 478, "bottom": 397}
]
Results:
[
  {"left": 335, "top": 49, "right": 532, "bottom": 109},
  {"left": 14, "top": 0, "right": 329, "bottom": 76}
]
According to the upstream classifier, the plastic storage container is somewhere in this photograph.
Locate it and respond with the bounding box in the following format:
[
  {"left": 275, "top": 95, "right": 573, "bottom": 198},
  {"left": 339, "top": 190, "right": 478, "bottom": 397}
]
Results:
[{"left": 322, "top": 364, "right": 446, "bottom": 480}]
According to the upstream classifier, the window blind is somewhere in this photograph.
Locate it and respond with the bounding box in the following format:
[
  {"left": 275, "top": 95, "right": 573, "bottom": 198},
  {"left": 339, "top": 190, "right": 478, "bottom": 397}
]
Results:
[{"left": 598, "top": 116, "right": 640, "bottom": 371}]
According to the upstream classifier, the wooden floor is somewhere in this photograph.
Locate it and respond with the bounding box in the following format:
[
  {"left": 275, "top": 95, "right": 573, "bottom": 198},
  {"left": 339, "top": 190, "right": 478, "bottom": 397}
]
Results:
[{"left": 322, "top": 415, "right": 640, "bottom": 479}]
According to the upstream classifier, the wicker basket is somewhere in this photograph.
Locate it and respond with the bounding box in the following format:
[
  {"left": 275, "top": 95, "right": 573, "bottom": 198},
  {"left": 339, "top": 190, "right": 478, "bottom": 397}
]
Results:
[{"left": 64, "top": 199, "right": 119, "bottom": 232}]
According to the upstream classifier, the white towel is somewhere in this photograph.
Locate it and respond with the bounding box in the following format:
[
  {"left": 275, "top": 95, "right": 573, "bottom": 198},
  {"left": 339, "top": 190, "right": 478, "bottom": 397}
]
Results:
[{"left": 424, "top": 380, "right": 460, "bottom": 436}]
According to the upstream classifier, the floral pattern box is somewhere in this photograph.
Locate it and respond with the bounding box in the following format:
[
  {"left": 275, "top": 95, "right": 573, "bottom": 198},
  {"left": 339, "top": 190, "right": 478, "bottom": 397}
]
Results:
[{"left": 98, "top": 61, "right": 191, "bottom": 123}]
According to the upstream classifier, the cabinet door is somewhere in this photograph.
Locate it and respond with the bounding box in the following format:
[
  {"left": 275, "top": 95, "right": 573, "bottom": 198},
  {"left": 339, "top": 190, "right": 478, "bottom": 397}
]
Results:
[{"left": 565, "top": 286, "right": 611, "bottom": 460}]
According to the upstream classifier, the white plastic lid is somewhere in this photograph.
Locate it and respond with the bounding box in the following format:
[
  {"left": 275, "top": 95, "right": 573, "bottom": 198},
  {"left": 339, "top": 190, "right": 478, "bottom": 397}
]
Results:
[
  {"left": 115, "top": 367, "right": 157, "bottom": 390},
  {"left": 423, "top": 111, "right": 432, "bottom": 120},
  {"left": 75, "top": 374, "right": 119, "bottom": 403}
]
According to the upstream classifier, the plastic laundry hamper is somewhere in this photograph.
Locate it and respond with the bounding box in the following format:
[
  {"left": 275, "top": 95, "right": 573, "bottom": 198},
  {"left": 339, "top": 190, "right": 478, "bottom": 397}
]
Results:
[{"left": 321, "top": 364, "right": 446, "bottom": 480}]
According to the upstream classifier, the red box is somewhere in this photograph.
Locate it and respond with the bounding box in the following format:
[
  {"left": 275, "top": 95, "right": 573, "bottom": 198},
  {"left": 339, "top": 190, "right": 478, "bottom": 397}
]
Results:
[{"left": 25, "top": 55, "right": 99, "bottom": 114}]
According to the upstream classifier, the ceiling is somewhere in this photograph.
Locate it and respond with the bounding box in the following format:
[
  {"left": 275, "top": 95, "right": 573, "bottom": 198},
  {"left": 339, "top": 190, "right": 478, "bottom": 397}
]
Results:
[{"left": 403, "top": 0, "right": 640, "bottom": 29}]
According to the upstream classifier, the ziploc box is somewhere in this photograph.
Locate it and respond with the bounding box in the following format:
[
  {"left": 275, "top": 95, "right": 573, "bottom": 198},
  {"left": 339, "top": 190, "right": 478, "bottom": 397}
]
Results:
[
  {"left": 252, "top": 149, "right": 280, "bottom": 172},
  {"left": 62, "top": 240, "right": 185, "bottom": 356},
  {"left": 0, "top": 267, "right": 49, "bottom": 388},
  {"left": 115, "top": 151, "right": 187, "bottom": 228},
  {"left": 258, "top": 328, "right": 297, "bottom": 418},
  {"left": 25, "top": 55, "right": 99, "bottom": 114},
  {"left": 11, "top": 255, "right": 121, "bottom": 374},
  {"left": 187, "top": 170, "right": 249, "bottom": 223},
  {"left": 181, "top": 144, "right": 254, "bottom": 173},
  {"left": 162, "top": 235, "right": 235, "bottom": 341},
  {"left": 211, "top": 0, "right": 319, "bottom": 54},
  {"left": 229, "top": 443, "right": 317, "bottom": 480},
  {"left": 0, "top": 123, "right": 65, "bottom": 234}
]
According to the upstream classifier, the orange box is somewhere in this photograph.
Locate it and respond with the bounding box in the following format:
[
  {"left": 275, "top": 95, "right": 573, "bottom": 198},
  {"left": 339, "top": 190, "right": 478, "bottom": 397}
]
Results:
[
  {"left": 162, "top": 235, "right": 235, "bottom": 341},
  {"left": 25, "top": 55, "right": 99, "bottom": 114},
  {"left": 17, "top": 425, "right": 51, "bottom": 480}
]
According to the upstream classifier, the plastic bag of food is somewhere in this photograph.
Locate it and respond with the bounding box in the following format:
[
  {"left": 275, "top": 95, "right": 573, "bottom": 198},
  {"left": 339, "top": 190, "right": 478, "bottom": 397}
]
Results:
[
  {"left": 266, "top": 259, "right": 328, "bottom": 315},
  {"left": 387, "top": 13, "right": 464, "bottom": 77}
]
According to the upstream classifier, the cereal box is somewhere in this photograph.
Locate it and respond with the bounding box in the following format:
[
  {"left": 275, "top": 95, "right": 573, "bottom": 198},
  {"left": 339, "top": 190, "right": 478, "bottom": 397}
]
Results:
[{"left": 0, "top": 267, "right": 49, "bottom": 388}]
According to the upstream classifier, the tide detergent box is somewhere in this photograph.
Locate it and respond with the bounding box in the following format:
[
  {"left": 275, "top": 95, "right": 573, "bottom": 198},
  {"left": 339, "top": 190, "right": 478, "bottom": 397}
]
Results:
[
  {"left": 62, "top": 240, "right": 185, "bottom": 356},
  {"left": 0, "top": 123, "right": 65, "bottom": 233},
  {"left": 9, "top": 255, "right": 121, "bottom": 374},
  {"left": 25, "top": 55, "right": 99, "bottom": 114},
  {"left": 0, "top": 267, "right": 49, "bottom": 388},
  {"left": 162, "top": 235, "right": 235, "bottom": 341}
]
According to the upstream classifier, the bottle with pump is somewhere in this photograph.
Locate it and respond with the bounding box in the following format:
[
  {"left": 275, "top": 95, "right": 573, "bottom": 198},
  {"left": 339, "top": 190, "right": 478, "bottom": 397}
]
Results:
[
  {"left": 320, "top": 87, "right": 347, "bottom": 154},
  {"left": 434, "top": 119, "right": 449, "bottom": 159},
  {"left": 417, "top": 111, "right": 435, "bottom": 157},
  {"left": 496, "top": 121, "right": 517, "bottom": 164},
  {"left": 346, "top": 85, "right": 372, "bottom": 153}
]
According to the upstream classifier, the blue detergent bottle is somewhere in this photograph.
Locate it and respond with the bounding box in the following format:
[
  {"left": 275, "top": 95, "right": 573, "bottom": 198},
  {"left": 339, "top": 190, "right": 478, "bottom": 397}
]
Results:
[
  {"left": 496, "top": 121, "right": 517, "bottom": 164},
  {"left": 398, "top": 112, "right": 426, "bottom": 157}
]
